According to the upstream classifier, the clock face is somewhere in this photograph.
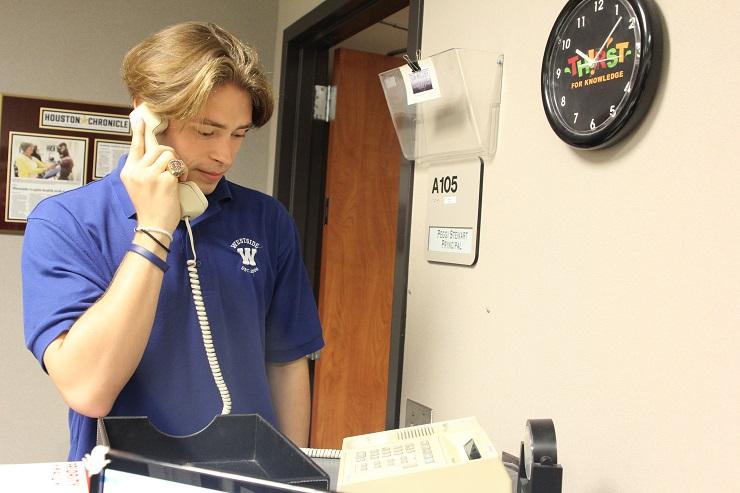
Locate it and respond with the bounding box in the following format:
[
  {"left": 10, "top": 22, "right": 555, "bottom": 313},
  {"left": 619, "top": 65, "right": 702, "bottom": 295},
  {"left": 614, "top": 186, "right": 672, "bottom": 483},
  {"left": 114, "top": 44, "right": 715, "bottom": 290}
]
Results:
[
  {"left": 524, "top": 424, "right": 535, "bottom": 479},
  {"left": 542, "top": 0, "right": 661, "bottom": 148}
]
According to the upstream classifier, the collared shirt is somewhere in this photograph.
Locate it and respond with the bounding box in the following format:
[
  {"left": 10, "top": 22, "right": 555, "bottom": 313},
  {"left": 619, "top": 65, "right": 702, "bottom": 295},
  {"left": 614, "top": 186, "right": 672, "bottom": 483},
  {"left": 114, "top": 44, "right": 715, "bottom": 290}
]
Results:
[{"left": 22, "top": 158, "right": 324, "bottom": 460}]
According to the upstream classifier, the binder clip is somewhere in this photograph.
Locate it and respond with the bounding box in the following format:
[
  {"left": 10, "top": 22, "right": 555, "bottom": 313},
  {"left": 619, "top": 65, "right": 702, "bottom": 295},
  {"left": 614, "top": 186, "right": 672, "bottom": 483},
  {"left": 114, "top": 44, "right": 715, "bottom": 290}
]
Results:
[{"left": 403, "top": 50, "right": 422, "bottom": 72}]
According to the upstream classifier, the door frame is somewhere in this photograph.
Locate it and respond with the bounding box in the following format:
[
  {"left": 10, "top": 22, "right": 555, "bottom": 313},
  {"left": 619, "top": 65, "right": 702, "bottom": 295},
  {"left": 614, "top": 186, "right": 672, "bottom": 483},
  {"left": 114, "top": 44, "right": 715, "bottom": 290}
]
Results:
[{"left": 273, "top": 0, "right": 423, "bottom": 429}]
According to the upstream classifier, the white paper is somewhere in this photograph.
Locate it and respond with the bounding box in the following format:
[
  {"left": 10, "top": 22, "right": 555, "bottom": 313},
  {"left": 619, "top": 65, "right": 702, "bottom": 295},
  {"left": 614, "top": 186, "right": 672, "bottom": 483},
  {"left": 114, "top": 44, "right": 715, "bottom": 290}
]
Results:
[
  {"left": 401, "top": 58, "right": 442, "bottom": 105},
  {"left": 0, "top": 462, "right": 88, "bottom": 493},
  {"left": 428, "top": 227, "right": 473, "bottom": 254}
]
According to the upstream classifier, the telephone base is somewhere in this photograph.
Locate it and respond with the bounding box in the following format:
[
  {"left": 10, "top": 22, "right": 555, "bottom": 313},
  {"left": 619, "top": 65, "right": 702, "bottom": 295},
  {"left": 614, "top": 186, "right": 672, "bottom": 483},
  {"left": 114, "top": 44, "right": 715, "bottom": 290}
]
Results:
[{"left": 337, "top": 417, "right": 511, "bottom": 493}]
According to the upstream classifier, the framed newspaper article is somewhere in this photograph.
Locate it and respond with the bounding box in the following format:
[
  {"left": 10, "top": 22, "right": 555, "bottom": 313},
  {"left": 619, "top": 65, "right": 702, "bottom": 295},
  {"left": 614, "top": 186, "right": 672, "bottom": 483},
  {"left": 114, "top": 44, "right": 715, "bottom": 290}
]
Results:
[{"left": 0, "top": 94, "right": 131, "bottom": 232}]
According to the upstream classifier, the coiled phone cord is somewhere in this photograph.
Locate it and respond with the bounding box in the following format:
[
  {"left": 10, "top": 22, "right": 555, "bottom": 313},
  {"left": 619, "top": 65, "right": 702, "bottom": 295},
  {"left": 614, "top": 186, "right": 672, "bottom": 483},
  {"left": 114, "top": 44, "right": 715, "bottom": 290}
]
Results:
[{"left": 184, "top": 217, "right": 232, "bottom": 415}]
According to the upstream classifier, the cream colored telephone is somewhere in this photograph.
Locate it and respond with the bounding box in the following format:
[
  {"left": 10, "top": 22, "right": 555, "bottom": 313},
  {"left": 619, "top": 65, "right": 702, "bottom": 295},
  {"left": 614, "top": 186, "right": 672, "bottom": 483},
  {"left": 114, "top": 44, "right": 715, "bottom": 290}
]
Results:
[
  {"left": 337, "top": 417, "right": 511, "bottom": 493},
  {"left": 128, "top": 104, "right": 231, "bottom": 415},
  {"left": 128, "top": 104, "right": 207, "bottom": 220}
]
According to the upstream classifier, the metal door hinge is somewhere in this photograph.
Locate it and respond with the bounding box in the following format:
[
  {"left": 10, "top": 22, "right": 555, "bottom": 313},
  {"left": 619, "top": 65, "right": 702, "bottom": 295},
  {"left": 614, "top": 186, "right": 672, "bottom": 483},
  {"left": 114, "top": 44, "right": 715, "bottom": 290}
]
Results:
[{"left": 313, "top": 85, "right": 336, "bottom": 122}]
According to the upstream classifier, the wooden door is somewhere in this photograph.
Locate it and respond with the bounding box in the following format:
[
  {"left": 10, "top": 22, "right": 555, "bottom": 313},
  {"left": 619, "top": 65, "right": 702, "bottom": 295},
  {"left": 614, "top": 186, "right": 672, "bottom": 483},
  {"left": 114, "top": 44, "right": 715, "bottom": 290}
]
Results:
[{"left": 310, "top": 48, "right": 403, "bottom": 449}]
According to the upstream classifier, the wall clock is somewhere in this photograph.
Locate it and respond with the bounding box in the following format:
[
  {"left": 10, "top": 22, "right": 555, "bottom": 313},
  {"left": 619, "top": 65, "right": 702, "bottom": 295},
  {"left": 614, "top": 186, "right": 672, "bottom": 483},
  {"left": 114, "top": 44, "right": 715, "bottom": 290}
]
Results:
[{"left": 541, "top": 0, "right": 663, "bottom": 149}]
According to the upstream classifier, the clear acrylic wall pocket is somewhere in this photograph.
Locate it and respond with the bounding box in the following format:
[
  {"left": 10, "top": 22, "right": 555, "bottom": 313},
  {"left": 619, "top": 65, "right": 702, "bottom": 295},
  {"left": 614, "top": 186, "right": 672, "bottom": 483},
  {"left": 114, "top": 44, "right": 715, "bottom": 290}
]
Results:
[{"left": 379, "top": 48, "right": 504, "bottom": 162}]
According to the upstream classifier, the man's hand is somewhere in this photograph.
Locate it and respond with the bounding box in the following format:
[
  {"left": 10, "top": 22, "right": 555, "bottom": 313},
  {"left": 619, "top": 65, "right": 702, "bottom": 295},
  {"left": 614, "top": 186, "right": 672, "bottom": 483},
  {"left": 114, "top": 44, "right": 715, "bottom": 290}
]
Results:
[{"left": 120, "top": 117, "right": 186, "bottom": 234}]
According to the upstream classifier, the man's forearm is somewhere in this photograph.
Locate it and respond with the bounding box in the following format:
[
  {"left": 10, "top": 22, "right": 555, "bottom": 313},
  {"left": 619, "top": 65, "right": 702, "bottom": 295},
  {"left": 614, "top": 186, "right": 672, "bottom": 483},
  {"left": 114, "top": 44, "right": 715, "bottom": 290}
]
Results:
[
  {"left": 43, "top": 238, "right": 167, "bottom": 417},
  {"left": 267, "top": 357, "right": 311, "bottom": 447}
]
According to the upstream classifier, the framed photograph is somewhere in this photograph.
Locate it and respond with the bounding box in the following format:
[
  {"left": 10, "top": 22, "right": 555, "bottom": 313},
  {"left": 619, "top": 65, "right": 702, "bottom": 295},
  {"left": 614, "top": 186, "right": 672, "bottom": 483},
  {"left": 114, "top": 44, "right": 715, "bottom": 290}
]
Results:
[
  {"left": 5, "top": 132, "right": 88, "bottom": 223},
  {"left": 94, "top": 139, "right": 130, "bottom": 179},
  {"left": 0, "top": 94, "right": 131, "bottom": 232}
]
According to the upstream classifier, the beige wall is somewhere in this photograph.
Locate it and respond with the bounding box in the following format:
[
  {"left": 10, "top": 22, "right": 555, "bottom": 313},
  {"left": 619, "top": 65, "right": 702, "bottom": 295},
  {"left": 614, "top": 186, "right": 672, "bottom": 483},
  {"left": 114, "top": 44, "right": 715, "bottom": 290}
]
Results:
[
  {"left": 402, "top": 1, "right": 739, "bottom": 492},
  {"left": 0, "top": 0, "right": 278, "bottom": 462}
]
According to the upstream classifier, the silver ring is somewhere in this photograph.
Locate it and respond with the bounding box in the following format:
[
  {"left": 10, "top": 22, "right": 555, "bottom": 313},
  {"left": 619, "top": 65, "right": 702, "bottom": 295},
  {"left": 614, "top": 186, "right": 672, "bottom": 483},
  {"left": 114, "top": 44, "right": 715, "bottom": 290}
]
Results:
[{"left": 167, "top": 159, "right": 186, "bottom": 178}]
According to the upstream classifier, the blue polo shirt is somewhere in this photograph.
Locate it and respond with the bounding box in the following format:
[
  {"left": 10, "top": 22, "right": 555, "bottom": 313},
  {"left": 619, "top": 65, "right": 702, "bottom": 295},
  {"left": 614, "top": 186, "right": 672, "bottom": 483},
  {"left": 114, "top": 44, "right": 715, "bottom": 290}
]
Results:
[{"left": 22, "top": 158, "right": 324, "bottom": 461}]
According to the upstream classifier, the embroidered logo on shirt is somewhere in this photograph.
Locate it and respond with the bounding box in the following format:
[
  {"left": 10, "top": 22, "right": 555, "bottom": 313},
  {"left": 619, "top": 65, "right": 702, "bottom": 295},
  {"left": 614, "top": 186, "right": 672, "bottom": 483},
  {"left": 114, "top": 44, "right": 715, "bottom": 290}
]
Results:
[{"left": 230, "top": 237, "right": 261, "bottom": 274}]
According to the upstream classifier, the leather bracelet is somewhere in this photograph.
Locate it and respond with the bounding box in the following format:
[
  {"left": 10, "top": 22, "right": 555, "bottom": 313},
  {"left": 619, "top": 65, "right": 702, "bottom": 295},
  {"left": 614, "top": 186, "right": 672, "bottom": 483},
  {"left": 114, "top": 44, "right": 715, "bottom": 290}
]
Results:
[
  {"left": 135, "top": 226, "right": 174, "bottom": 242},
  {"left": 128, "top": 243, "right": 169, "bottom": 273},
  {"left": 137, "top": 228, "right": 170, "bottom": 253}
]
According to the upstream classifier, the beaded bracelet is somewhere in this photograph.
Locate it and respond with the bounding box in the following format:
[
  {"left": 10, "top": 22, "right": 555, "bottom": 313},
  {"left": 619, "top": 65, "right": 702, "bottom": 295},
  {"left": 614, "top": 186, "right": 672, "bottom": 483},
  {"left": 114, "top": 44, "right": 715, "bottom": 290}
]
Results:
[{"left": 128, "top": 244, "right": 169, "bottom": 273}]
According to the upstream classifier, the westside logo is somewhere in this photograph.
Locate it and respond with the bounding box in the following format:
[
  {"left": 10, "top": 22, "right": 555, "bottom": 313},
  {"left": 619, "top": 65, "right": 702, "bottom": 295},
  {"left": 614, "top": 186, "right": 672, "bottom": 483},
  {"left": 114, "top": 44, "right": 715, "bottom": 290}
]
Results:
[{"left": 231, "top": 237, "right": 261, "bottom": 274}]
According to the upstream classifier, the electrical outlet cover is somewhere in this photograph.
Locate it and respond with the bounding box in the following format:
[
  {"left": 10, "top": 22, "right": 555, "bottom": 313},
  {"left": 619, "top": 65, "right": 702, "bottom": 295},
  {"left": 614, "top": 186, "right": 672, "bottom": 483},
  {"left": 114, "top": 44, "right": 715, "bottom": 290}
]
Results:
[{"left": 405, "top": 399, "right": 432, "bottom": 427}]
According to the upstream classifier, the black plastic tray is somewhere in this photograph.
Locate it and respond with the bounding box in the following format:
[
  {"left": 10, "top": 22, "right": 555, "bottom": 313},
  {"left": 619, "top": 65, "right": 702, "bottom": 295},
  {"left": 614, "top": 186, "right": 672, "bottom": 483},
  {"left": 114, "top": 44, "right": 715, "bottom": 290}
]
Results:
[{"left": 99, "top": 414, "right": 329, "bottom": 490}]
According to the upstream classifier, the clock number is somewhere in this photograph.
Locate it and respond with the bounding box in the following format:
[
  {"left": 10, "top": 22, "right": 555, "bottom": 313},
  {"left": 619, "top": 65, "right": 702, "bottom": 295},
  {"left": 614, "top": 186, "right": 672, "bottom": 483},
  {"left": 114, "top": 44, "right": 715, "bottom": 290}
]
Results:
[
  {"left": 556, "top": 68, "right": 561, "bottom": 79},
  {"left": 561, "top": 96, "right": 566, "bottom": 107},
  {"left": 590, "top": 118, "right": 596, "bottom": 130},
  {"left": 609, "top": 105, "right": 616, "bottom": 117},
  {"left": 615, "top": 4, "right": 619, "bottom": 15},
  {"left": 594, "top": 0, "right": 604, "bottom": 12},
  {"left": 629, "top": 17, "right": 636, "bottom": 30},
  {"left": 560, "top": 38, "right": 572, "bottom": 50},
  {"left": 573, "top": 112, "right": 579, "bottom": 124},
  {"left": 624, "top": 81, "right": 631, "bottom": 92},
  {"left": 577, "top": 16, "right": 586, "bottom": 28}
]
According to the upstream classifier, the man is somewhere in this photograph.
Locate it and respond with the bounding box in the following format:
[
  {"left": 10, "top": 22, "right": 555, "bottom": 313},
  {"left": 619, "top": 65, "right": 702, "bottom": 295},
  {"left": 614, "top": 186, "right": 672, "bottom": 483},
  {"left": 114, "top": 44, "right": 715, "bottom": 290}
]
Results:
[
  {"left": 22, "top": 22, "right": 324, "bottom": 461},
  {"left": 56, "top": 142, "right": 74, "bottom": 180}
]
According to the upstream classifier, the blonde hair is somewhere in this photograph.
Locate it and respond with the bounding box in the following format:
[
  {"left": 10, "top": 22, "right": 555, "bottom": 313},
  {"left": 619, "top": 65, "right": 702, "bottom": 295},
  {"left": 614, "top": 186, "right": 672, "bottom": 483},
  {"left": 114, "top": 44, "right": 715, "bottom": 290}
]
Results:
[{"left": 121, "top": 22, "right": 273, "bottom": 127}]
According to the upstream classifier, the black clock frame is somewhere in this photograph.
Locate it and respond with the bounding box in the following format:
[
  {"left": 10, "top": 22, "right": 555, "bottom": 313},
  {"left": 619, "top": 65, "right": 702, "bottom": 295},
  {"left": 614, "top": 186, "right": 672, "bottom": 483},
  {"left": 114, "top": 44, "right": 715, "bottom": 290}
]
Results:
[{"left": 541, "top": 0, "right": 663, "bottom": 149}]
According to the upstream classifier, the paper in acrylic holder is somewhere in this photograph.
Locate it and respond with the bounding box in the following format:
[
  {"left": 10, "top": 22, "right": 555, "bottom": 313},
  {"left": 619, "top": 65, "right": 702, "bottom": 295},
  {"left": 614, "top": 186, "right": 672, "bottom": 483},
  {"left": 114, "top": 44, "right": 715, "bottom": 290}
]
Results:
[{"left": 379, "top": 48, "right": 504, "bottom": 163}]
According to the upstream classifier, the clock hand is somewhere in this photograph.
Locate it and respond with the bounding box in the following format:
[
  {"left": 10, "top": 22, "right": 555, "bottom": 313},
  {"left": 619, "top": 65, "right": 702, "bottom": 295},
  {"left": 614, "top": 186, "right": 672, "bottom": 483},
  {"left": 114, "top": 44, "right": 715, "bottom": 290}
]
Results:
[
  {"left": 578, "top": 52, "right": 621, "bottom": 65},
  {"left": 592, "top": 16, "right": 623, "bottom": 66},
  {"left": 575, "top": 49, "right": 595, "bottom": 65}
]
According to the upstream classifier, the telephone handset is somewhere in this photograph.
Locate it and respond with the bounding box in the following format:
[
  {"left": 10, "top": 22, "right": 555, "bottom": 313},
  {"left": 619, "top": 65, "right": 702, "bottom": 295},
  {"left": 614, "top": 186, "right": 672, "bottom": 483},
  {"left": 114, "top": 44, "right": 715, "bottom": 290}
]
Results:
[
  {"left": 128, "top": 103, "right": 232, "bottom": 415},
  {"left": 128, "top": 103, "right": 208, "bottom": 220}
]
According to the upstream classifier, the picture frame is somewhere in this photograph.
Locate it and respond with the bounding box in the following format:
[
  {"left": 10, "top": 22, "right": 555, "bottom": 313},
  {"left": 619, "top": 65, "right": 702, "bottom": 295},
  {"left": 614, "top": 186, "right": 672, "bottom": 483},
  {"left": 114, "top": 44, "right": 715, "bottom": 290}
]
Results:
[
  {"left": 93, "top": 139, "right": 131, "bottom": 179},
  {"left": 5, "top": 131, "right": 88, "bottom": 223},
  {"left": 0, "top": 94, "right": 131, "bottom": 233}
]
